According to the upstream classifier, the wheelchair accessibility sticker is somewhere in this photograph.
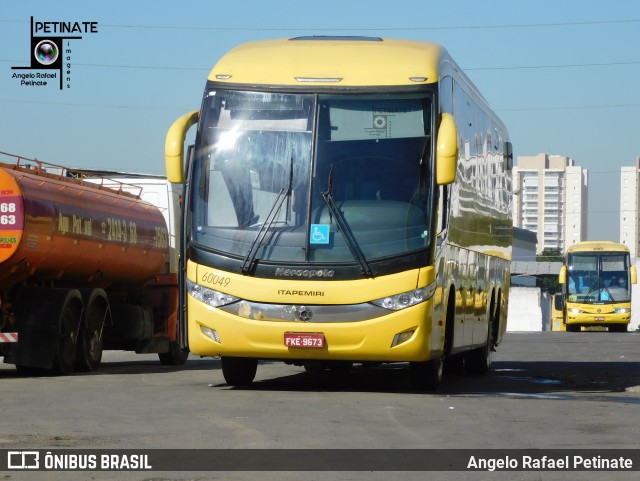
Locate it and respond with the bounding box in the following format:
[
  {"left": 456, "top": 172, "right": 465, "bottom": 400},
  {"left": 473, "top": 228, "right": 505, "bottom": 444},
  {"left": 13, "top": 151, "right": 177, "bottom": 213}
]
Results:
[{"left": 310, "top": 224, "right": 330, "bottom": 245}]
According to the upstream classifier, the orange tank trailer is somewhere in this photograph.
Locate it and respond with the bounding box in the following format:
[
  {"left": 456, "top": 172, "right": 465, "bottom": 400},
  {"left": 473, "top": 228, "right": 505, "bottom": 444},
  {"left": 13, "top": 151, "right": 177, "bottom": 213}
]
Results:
[
  {"left": 0, "top": 163, "right": 167, "bottom": 287},
  {"left": 0, "top": 155, "right": 187, "bottom": 374}
]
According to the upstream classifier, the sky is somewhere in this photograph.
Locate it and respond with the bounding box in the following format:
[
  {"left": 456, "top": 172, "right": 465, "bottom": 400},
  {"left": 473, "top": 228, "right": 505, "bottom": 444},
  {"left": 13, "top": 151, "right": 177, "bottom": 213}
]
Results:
[{"left": 1, "top": 0, "right": 639, "bottom": 241}]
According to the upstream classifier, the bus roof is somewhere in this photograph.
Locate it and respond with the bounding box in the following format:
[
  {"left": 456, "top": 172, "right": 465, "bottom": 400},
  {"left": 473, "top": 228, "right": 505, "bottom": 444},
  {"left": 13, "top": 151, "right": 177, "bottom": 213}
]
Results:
[
  {"left": 208, "top": 37, "right": 447, "bottom": 87},
  {"left": 566, "top": 241, "right": 630, "bottom": 254}
]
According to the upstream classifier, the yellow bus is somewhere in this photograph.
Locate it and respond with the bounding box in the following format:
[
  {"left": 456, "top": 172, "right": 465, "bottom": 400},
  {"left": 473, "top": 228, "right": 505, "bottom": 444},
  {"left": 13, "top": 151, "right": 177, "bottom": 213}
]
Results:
[
  {"left": 165, "top": 37, "right": 513, "bottom": 389},
  {"left": 559, "top": 241, "right": 637, "bottom": 332}
]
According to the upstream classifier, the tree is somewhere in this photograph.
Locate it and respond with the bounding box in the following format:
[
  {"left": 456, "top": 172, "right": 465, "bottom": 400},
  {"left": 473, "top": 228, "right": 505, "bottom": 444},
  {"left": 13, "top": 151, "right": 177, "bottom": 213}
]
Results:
[
  {"left": 536, "top": 248, "right": 563, "bottom": 293},
  {"left": 536, "top": 248, "right": 563, "bottom": 263}
]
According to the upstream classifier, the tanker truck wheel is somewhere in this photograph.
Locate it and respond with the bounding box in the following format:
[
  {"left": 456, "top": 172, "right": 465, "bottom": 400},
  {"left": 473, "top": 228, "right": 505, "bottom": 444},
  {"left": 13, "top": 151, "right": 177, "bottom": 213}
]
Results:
[
  {"left": 53, "top": 291, "right": 83, "bottom": 375},
  {"left": 158, "top": 341, "right": 189, "bottom": 366},
  {"left": 76, "top": 289, "right": 109, "bottom": 372}
]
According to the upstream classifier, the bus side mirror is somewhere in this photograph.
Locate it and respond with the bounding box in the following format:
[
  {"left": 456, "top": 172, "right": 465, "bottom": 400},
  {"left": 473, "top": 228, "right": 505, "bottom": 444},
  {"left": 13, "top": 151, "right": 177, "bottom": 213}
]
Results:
[
  {"left": 165, "top": 110, "right": 199, "bottom": 183},
  {"left": 504, "top": 141, "right": 513, "bottom": 171},
  {"left": 554, "top": 293, "right": 564, "bottom": 311},
  {"left": 558, "top": 265, "right": 566, "bottom": 284},
  {"left": 436, "top": 113, "right": 458, "bottom": 185},
  {"left": 631, "top": 265, "right": 637, "bottom": 284}
]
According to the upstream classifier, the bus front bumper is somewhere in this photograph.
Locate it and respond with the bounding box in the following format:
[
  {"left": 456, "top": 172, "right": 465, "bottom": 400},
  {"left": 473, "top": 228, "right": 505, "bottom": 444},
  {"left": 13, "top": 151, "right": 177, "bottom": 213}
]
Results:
[
  {"left": 186, "top": 296, "right": 439, "bottom": 363},
  {"left": 566, "top": 309, "right": 631, "bottom": 327}
]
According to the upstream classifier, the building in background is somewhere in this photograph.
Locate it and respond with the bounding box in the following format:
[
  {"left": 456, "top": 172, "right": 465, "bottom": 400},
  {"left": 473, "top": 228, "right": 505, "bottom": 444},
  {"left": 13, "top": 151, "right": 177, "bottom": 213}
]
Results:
[
  {"left": 620, "top": 157, "right": 640, "bottom": 259},
  {"left": 512, "top": 153, "right": 588, "bottom": 254},
  {"left": 511, "top": 227, "right": 538, "bottom": 287}
]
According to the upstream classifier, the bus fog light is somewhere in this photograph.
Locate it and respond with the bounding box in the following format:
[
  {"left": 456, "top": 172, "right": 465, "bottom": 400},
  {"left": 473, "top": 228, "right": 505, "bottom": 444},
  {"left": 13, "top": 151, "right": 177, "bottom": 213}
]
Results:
[
  {"left": 391, "top": 330, "right": 414, "bottom": 347},
  {"left": 201, "top": 326, "right": 221, "bottom": 343}
]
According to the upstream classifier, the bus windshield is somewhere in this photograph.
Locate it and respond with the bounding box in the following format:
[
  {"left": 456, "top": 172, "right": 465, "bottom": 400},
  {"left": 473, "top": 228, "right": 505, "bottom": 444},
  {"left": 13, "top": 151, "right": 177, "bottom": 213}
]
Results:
[
  {"left": 191, "top": 89, "right": 434, "bottom": 267},
  {"left": 567, "top": 252, "right": 631, "bottom": 303}
]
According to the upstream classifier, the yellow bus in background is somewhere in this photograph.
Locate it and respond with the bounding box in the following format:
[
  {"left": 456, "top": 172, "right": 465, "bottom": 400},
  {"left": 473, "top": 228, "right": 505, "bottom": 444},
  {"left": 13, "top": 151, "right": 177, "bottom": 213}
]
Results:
[
  {"left": 559, "top": 241, "right": 636, "bottom": 332},
  {"left": 165, "top": 37, "right": 513, "bottom": 389}
]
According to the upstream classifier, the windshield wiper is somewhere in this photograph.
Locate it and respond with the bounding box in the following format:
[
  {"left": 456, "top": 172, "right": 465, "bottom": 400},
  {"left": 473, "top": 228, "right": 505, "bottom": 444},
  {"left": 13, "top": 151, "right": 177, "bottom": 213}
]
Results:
[
  {"left": 321, "top": 166, "right": 374, "bottom": 278},
  {"left": 241, "top": 156, "right": 294, "bottom": 274}
]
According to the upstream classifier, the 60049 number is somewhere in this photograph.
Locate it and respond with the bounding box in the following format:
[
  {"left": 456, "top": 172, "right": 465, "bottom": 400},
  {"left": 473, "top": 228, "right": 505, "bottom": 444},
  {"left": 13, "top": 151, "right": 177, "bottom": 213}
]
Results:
[{"left": 201, "top": 272, "right": 231, "bottom": 287}]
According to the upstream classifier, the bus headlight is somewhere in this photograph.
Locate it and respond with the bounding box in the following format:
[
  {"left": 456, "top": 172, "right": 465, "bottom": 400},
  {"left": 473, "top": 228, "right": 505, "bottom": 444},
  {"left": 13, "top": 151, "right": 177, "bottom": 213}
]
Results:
[
  {"left": 615, "top": 307, "right": 631, "bottom": 314},
  {"left": 567, "top": 308, "right": 584, "bottom": 314},
  {"left": 186, "top": 278, "right": 239, "bottom": 308},
  {"left": 371, "top": 282, "right": 436, "bottom": 311}
]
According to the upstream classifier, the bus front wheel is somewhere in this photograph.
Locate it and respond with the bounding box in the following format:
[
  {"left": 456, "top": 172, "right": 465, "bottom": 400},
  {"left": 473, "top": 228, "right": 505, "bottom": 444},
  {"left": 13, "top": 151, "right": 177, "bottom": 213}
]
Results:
[
  {"left": 221, "top": 357, "right": 258, "bottom": 386},
  {"left": 609, "top": 324, "right": 628, "bottom": 333},
  {"left": 409, "top": 357, "right": 443, "bottom": 391}
]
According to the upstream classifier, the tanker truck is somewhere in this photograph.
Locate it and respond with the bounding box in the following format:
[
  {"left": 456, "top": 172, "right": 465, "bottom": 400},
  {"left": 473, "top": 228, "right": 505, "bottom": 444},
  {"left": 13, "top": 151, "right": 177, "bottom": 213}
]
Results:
[{"left": 0, "top": 151, "right": 188, "bottom": 374}]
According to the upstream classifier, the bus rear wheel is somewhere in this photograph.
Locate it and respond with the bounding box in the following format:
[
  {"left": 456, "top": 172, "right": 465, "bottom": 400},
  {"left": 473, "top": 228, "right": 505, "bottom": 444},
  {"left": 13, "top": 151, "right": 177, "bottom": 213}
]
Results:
[
  {"left": 465, "top": 321, "right": 493, "bottom": 375},
  {"left": 221, "top": 357, "right": 258, "bottom": 386}
]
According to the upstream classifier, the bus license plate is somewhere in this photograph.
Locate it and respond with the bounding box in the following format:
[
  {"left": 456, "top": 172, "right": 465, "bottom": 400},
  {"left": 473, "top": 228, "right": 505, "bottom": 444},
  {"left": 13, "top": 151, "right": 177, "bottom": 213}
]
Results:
[
  {"left": 284, "top": 333, "right": 325, "bottom": 348},
  {"left": 594, "top": 317, "right": 605, "bottom": 321}
]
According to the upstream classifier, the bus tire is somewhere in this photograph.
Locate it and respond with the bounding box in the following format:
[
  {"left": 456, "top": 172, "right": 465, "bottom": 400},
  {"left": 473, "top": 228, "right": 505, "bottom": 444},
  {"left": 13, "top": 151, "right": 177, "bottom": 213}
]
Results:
[
  {"left": 465, "top": 302, "right": 495, "bottom": 375},
  {"left": 409, "top": 356, "right": 443, "bottom": 391},
  {"left": 221, "top": 357, "right": 258, "bottom": 386},
  {"left": 609, "top": 324, "right": 628, "bottom": 333},
  {"left": 465, "top": 323, "right": 493, "bottom": 375},
  {"left": 566, "top": 324, "right": 580, "bottom": 332}
]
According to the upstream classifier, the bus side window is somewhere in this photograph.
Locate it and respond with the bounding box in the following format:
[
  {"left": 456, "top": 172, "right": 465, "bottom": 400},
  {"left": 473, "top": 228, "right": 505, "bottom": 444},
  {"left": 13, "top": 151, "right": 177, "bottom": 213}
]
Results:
[
  {"left": 437, "top": 184, "right": 449, "bottom": 235},
  {"left": 437, "top": 75, "right": 453, "bottom": 238}
]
